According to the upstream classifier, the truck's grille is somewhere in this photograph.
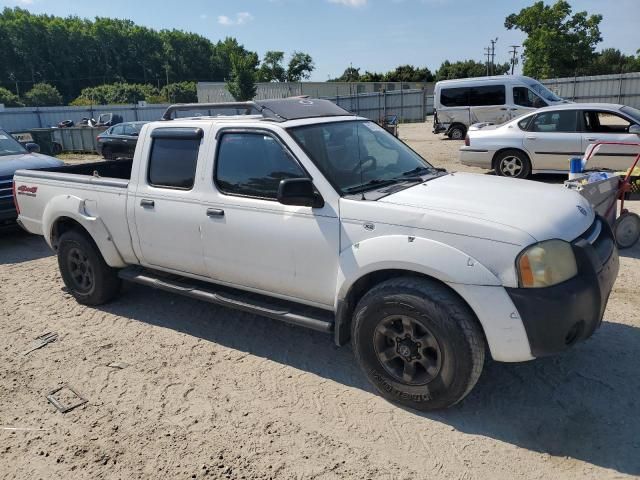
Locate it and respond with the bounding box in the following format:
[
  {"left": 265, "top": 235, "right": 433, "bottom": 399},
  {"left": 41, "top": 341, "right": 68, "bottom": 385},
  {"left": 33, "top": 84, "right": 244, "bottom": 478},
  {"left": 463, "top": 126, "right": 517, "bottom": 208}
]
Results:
[{"left": 0, "top": 177, "right": 14, "bottom": 210}]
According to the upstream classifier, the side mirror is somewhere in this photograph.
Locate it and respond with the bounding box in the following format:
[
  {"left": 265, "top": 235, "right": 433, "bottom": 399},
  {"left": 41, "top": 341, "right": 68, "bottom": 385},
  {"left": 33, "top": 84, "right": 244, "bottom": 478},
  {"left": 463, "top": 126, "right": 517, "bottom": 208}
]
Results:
[
  {"left": 629, "top": 124, "right": 640, "bottom": 135},
  {"left": 277, "top": 178, "right": 324, "bottom": 208},
  {"left": 25, "top": 142, "right": 40, "bottom": 153}
]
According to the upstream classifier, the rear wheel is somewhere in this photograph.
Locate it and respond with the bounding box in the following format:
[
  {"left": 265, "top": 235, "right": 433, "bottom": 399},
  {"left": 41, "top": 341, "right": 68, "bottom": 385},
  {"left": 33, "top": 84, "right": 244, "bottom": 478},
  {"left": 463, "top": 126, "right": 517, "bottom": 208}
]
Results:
[
  {"left": 351, "top": 277, "right": 485, "bottom": 411},
  {"left": 102, "top": 146, "right": 113, "bottom": 160},
  {"left": 494, "top": 150, "right": 531, "bottom": 179},
  {"left": 447, "top": 125, "right": 466, "bottom": 140},
  {"left": 57, "top": 230, "right": 121, "bottom": 305}
]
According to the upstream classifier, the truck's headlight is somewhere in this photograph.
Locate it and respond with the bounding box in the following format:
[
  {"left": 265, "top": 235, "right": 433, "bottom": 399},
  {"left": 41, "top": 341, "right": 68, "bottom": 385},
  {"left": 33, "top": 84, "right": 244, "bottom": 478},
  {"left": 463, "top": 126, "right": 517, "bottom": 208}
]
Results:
[{"left": 517, "top": 240, "right": 578, "bottom": 288}]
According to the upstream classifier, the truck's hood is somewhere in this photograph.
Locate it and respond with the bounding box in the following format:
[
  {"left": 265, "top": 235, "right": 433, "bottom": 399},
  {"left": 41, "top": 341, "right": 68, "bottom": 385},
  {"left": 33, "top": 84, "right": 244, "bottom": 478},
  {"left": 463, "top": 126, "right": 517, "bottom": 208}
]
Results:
[
  {"left": 378, "top": 172, "right": 594, "bottom": 243},
  {"left": 0, "top": 153, "right": 63, "bottom": 177}
]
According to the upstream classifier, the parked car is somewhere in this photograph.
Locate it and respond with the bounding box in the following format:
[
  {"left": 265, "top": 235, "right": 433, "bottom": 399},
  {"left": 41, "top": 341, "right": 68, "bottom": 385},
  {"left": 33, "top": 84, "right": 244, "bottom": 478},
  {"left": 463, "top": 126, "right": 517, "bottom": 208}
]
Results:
[
  {"left": 433, "top": 75, "right": 567, "bottom": 140},
  {"left": 97, "top": 121, "right": 148, "bottom": 160},
  {"left": 460, "top": 103, "right": 640, "bottom": 178},
  {"left": 14, "top": 99, "right": 618, "bottom": 410},
  {"left": 0, "top": 128, "right": 63, "bottom": 227}
]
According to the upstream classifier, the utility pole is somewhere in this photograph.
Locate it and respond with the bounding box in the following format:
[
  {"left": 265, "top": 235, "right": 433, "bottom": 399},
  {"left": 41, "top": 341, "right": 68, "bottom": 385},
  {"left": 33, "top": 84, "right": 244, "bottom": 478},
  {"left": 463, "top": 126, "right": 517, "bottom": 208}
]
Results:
[
  {"left": 484, "top": 47, "right": 491, "bottom": 76},
  {"left": 489, "top": 38, "right": 498, "bottom": 75},
  {"left": 509, "top": 45, "right": 520, "bottom": 75}
]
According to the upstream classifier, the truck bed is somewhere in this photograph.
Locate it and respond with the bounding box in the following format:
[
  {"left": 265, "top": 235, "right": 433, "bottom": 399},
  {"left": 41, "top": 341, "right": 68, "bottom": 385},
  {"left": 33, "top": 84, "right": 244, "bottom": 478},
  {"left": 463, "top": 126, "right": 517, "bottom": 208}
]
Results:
[{"left": 34, "top": 158, "right": 133, "bottom": 180}]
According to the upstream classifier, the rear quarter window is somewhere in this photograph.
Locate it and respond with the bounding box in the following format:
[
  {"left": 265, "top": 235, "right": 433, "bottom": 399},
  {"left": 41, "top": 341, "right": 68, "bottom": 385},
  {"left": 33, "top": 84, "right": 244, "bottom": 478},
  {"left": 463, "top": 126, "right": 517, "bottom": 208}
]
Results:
[{"left": 440, "top": 87, "right": 469, "bottom": 107}]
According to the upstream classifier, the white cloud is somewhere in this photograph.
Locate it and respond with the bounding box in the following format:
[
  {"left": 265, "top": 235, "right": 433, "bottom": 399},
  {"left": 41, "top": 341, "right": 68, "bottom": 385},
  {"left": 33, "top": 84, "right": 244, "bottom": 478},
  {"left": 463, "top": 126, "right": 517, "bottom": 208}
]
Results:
[
  {"left": 328, "top": 0, "right": 367, "bottom": 7},
  {"left": 217, "top": 11, "right": 254, "bottom": 26}
]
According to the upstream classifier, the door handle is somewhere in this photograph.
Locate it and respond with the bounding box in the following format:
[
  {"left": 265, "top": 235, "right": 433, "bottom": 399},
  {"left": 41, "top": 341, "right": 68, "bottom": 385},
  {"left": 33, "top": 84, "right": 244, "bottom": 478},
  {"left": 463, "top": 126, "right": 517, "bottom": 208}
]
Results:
[
  {"left": 586, "top": 137, "right": 598, "bottom": 142},
  {"left": 140, "top": 199, "right": 155, "bottom": 208},
  {"left": 206, "top": 208, "right": 225, "bottom": 217},
  {"left": 499, "top": 107, "right": 508, "bottom": 110},
  {"left": 526, "top": 135, "right": 537, "bottom": 140}
]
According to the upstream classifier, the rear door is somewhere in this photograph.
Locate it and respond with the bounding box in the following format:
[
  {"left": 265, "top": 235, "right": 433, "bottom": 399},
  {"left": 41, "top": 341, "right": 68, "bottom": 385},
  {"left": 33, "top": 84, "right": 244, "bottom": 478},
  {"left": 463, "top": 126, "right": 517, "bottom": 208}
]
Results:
[
  {"left": 469, "top": 85, "right": 509, "bottom": 125},
  {"left": 133, "top": 126, "right": 208, "bottom": 276},
  {"left": 522, "top": 110, "right": 581, "bottom": 171},
  {"left": 580, "top": 110, "right": 639, "bottom": 171}
]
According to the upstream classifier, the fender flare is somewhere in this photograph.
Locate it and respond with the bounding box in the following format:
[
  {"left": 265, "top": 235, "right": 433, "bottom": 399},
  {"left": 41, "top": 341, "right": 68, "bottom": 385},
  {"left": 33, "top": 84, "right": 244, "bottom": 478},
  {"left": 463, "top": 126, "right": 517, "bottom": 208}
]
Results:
[
  {"left": 43, "top": 195, "right": 127, "bottom": 268},
  {"left": 334, "top": 235, "right": 502, "bottom": 346}
]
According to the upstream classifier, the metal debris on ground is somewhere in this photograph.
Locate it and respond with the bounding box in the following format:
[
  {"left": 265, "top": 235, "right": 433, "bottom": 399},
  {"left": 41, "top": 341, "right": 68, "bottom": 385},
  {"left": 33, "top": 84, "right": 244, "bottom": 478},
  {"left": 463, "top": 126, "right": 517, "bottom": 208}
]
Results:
[
  {"left": 106, "top": 362, "right": 129, "bottom": 369},
  {"left": 21, "top": 332, "right": 58, "bottom": 356},
  {"left": 46, "top": 385, "right": 88, "bottom": 413}
]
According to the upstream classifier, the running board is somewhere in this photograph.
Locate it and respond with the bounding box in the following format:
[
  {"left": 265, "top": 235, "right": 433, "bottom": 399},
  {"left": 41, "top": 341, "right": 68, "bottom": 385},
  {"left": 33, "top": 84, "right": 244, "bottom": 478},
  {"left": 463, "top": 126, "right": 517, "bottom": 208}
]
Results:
[{"left": 118, "top": 267, "right": 334, "bottom": 333}]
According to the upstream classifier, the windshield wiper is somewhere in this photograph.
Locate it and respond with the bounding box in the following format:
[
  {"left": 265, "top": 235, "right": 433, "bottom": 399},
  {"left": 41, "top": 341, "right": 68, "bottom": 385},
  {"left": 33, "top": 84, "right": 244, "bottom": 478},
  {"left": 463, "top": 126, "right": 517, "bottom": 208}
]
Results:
[
  {"left": 344, "top": 179, "right": 399, "bottom": 194},
  {"left": 401, "top": 166, "right": 446, "bottom": 176}
]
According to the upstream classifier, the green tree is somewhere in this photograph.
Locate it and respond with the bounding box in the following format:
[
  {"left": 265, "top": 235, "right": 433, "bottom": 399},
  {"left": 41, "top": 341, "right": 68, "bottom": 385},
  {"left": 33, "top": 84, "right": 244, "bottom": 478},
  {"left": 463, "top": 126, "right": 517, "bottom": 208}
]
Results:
[
  {"left": 0, "top": 86, "right": 23, "bottom": 106},
  {"left": 287, "top": 52, "right": 315, "bottom": 81},
  {"left": 583, "top": 48, "right": 640, "bottom": 75},
  {"left": 257, "top": 51, "right": 286, "bottom": 82},
  {"left": 24, "top": 82, "right": 63, "bottom": 106},
  {"left": 435, "top": 60, "right": 509, "bottom": 81},
  {"left": 73, "top": 82, "right": 159, "bottom": 105},
  {"left": 384, "top": 65, "right": 434, "bottom": 82},
  {"left": 505, "top": 0, "right": 603, "bottom": 78},
  {"left": 331, "top": 66, "right": 361, "bottom": 82},
  {"left": 161, "top": 81, "right": 197, "bottom": 103},
  {"left": 226, "top": 54, "right": 257, "bottom": 101}
]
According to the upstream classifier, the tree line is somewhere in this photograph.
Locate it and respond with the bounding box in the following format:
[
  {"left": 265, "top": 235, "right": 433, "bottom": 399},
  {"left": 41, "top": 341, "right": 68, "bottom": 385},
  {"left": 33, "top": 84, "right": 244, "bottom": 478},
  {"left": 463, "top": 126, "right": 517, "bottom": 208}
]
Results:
[{"left": 0, "top": 7, "right": 314, "bottom": 105}]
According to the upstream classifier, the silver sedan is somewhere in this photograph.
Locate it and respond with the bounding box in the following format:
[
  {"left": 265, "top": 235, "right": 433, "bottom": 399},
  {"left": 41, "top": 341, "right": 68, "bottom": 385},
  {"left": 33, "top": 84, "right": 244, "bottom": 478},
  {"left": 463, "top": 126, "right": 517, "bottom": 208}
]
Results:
[{"left": 459, "top": 103, "right": 640, "bottom": 178}]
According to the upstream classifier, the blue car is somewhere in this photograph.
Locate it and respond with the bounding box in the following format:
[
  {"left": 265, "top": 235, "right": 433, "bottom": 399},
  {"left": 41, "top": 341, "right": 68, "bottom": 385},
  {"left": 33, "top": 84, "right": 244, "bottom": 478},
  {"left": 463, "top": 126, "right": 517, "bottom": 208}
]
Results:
[{"left": 0, "top": 128, "right": 63, "bottom": 227}]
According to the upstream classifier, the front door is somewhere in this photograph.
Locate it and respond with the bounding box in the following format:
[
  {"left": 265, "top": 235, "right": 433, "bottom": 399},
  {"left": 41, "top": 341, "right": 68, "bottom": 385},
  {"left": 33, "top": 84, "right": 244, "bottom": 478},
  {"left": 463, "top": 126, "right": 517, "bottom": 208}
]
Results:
[
  {"left": 581, "top": 110, "right": 640, "bottom": 171},
  {"left": 510, "top": 86, "right": 547, "bottom": 119},
  {"left": 523, "top": 109, "right": 582, "bottom": 171},
  {"left": 201, "top": 129, "right": 340, "bottom": 307},
  {"left": 133, "top": 128, "right": 208, "bottom": 276}
]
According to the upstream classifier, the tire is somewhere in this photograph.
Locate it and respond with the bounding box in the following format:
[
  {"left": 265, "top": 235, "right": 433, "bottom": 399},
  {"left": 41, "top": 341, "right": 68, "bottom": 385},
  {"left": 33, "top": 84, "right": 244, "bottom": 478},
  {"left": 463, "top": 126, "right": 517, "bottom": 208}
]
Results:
[
  {"left": 614, "top": 212, "right": 640, "bottom": 249},
  {"left": 494, "top": 149, "right": 531, "bottom": 179},
  {"left": 447, "top": 125, "right": 466, "bottom": 141},
  {"left": 351, "top": 276, "right": 485, "bottom": 411},
  {"left": 102, "top": 147, "right": 113, "bottom": 160},
  {"left": 57, "top": 229, "right": 121, "bottom": 306}
]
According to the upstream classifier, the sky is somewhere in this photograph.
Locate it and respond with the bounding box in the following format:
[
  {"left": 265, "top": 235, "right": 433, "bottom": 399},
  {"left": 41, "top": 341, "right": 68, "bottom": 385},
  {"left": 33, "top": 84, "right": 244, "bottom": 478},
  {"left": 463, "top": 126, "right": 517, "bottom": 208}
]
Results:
[{"left": 1, "top": 0, "right": 639, "bottom": 81}]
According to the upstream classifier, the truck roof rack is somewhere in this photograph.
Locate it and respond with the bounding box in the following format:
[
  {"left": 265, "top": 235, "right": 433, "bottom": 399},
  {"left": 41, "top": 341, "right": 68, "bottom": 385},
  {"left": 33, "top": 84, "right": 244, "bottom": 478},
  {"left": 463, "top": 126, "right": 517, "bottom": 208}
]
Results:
[{"left": 162, "top": 98, "right": 353, "bottom": 122}]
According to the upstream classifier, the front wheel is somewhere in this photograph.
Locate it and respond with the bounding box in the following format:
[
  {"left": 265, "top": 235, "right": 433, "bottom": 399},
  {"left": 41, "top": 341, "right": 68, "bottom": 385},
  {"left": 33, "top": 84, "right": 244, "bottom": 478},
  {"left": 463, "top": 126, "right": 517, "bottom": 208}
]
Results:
[
  {"left": 351, "top": 277, "right": 485, "bottom": 411},
  {"left": 57, "top": 229, "right": 121, "bottom": 305},
  {"left": 494, "top": 150, "right": 531, "bottom": 179}
]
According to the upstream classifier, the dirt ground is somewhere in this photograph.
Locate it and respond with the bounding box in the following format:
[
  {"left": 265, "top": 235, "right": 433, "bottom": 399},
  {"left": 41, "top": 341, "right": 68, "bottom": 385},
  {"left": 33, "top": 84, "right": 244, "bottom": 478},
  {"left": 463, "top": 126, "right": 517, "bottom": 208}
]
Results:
[{"left": 1, "top": 122, "right": 639, "bottom": 480}]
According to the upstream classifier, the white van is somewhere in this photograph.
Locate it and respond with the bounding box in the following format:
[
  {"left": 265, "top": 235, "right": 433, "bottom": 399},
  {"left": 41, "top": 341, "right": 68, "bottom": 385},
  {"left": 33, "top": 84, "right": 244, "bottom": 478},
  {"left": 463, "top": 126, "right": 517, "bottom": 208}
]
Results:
[{"left": 433, "top": 75, "right": 567, "bottom": 140}]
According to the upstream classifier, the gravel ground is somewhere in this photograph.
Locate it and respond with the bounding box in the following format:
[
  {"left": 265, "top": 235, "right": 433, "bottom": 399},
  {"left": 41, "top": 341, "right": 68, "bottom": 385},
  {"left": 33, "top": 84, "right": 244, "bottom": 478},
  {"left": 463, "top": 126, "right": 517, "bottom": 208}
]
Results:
[{"left": 1, "top": 122, "right": 639, "bottom": 480}]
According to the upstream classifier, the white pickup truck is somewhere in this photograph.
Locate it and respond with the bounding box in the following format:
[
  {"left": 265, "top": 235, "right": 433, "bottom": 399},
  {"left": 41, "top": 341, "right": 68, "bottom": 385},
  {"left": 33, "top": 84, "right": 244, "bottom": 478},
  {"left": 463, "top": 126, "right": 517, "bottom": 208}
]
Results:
[{"left": 14, "top": 99, "right": 619, "bottom": 410}]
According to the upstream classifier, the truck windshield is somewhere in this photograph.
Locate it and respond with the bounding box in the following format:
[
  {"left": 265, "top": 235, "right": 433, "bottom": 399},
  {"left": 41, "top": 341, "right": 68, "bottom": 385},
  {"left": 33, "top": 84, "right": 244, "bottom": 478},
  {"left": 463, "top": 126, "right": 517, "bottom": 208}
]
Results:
[
  {"left": 0, "top": 130, "right": 27, "bottom": 157},
  {"left": 525, "top": 79, "right": 563, "bottom": 103},
  {"left": 289, "top": 120, "right": 436, "bottom": 194}
]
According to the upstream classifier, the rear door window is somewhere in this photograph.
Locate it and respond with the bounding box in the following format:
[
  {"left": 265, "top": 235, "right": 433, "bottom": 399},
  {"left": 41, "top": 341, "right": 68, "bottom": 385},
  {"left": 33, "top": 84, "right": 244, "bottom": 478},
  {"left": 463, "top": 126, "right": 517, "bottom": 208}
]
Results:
[
  {"left": 148, "top": 136, "right": 200, "bottom": 189},
  {"left": 440, "top": 87, "right": 469, "bottom": 107},
  {"left": 531, "top": 111, "right": 578, "bottom": 133},
  {"left": 470, "top": 85, "right": 506, "bottom": 106}
]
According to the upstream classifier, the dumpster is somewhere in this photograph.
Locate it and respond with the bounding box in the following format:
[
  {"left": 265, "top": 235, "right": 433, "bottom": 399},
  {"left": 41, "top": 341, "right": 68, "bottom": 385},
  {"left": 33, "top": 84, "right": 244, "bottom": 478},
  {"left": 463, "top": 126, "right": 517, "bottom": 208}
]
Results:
[
  {"left": 51, "top": 126, "right": 108, "bottom": 154},
  {"left": 11, "top": 128, "right": 62, "bottom": 156}
]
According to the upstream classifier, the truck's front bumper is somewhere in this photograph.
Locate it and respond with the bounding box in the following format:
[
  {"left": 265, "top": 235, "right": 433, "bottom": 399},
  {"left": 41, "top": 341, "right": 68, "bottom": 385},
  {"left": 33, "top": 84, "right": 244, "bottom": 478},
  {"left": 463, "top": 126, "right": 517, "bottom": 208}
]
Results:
[{"left": 506, "top": 218, "right": 619, "bottom": 357}]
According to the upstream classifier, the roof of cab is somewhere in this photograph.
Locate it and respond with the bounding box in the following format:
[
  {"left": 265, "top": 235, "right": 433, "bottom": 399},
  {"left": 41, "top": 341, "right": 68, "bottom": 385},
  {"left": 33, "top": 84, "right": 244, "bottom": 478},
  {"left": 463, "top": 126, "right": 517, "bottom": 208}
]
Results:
[{"left": 162, "top": 98, "right": 354, "bottom": 123}]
